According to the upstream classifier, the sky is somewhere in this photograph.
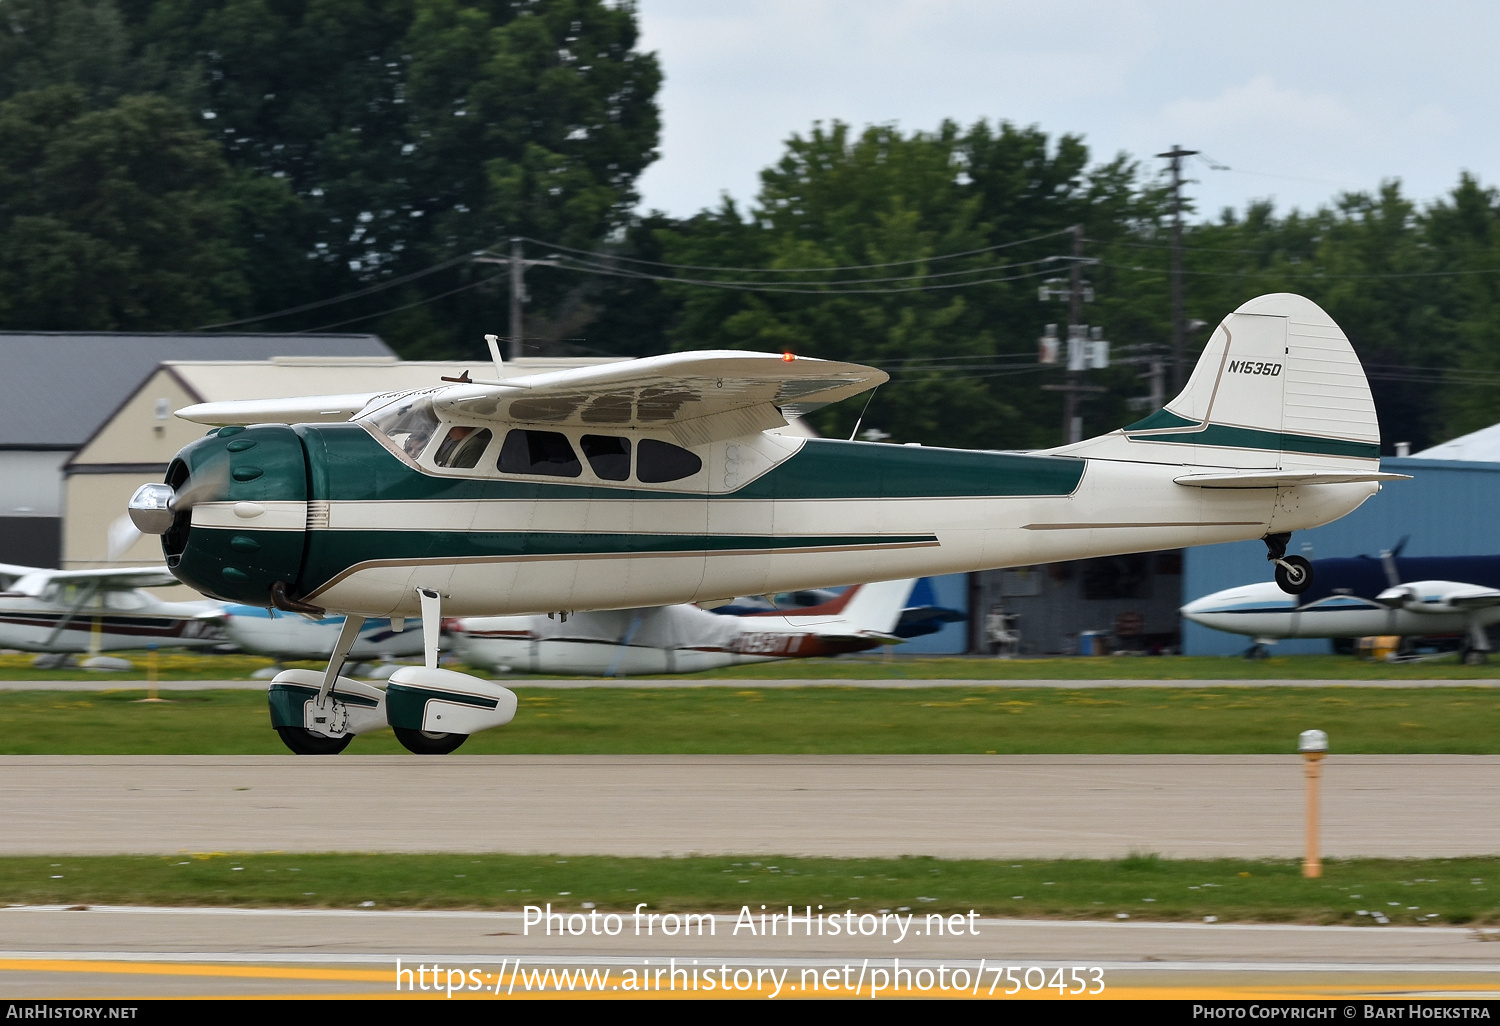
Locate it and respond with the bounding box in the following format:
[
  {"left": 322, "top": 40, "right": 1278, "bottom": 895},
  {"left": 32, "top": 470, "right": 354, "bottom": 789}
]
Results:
[{"left": 633, "top": 0, "right": 1500, "bottom": 223}]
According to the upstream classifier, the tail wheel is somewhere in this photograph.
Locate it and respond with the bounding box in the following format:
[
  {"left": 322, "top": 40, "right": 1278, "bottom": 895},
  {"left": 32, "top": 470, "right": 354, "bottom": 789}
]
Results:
[
  {"left": 1462, "top": 648, "right": 1488, "bottom": 666},
  {"left": 1274, "top": 555, "right": 1313, "bottom": 595},
  {"left": 393, "top": 726, "right": 468, "bottom": 755},
  {"left": 275, "top": 726, "right": 353, "bottom": 755}
]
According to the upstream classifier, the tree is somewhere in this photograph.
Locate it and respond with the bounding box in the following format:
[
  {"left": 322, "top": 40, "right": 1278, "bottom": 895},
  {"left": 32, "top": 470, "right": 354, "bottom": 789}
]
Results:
[
  {"left": 0, "top": 86, "right": 248, "bottom": 329},
  {"left": 128, "top": 0, "right": 661, "bottom": 351},
  {"left": 654, "top": 120, "right": 1156, "bottom": 449}
]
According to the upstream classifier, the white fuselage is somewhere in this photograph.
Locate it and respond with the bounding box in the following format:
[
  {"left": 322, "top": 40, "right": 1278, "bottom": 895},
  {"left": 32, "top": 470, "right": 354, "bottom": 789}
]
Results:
[
  {"left": 0, "top": 594, "right": 223, "bottom": 653},
  {"left": 1181, "top": 581, "right": 1500, "bottom": 639}
]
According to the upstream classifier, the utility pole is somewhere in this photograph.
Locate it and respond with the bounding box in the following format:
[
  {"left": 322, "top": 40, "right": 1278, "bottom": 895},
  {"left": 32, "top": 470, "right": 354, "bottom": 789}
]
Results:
[
  {"left": 472, "top": 238, "right": 559, "bottom": 360},
  {"left": 1039, "top": 225, "right": 1106, "bottom": 444},
  {"left": 1156, "top": 145, "right": 1197, "bottom": 392}
]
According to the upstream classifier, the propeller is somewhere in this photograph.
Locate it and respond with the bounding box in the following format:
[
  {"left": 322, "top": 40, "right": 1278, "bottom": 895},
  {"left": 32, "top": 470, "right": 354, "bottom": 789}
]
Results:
[
  {"left": 169, "top": 455, "right": 231, "bottom": 512},
  {"left": 128, "top": 456, "right": 231, "bottom": 535},
  {"left": 106, "top": 515, "right": 141, "bottom": 562}
]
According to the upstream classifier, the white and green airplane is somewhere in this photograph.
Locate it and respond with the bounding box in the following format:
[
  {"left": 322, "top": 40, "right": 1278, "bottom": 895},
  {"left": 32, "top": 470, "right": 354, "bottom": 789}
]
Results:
[{"left": 129, "top": 292, "right": 1402, "bottom": 755}]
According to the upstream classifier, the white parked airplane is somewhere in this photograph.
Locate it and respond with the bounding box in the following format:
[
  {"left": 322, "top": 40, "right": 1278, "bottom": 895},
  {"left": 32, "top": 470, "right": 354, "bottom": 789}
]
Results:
[
  {"left": 214, "top": 605, "right": 424, "bottom": 670},
  {"left": 0, "top": 563, "right": 223, "bottom": 661},
  {"left": 1182, "top": 553, "right": 1500, "bottom": 663},
  {"left": 447, "top": 578, "right": 914, "bottom": 675},
  {"left": 130, "top": 293, "right": 1401, "bottom": 754}
]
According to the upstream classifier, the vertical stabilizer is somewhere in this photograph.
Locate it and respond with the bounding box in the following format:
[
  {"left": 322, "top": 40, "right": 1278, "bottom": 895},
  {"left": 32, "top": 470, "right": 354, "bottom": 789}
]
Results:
[{"left": 1106, "top": 294, "right": 1380, "bottom": 469}]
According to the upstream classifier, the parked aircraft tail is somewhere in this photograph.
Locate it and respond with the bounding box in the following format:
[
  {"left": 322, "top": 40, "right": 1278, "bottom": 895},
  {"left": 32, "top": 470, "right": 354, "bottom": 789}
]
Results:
[
  {"left": 1074, "top": 294, "right": 1398, "bottom": 483},
  {"left": 837, "top": 578, "right": 918, "bottom": 635}
]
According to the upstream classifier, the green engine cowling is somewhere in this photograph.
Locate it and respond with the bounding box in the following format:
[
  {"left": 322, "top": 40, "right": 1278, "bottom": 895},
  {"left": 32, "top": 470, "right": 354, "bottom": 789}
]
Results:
[{"left": 163, "top": 424, "right": 310, "bottom": 605}]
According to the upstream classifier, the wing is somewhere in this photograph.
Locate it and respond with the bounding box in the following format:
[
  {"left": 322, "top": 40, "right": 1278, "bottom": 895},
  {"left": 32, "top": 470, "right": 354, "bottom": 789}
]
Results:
[
  {"left": 173, "top": 351, "right": 887, "bottom": 447},
  {"left": 177, "top": 392, "right": 388, "bottom": 426},
  {"left": 6, "top": 566, "right": 180, "bottom": 597}
]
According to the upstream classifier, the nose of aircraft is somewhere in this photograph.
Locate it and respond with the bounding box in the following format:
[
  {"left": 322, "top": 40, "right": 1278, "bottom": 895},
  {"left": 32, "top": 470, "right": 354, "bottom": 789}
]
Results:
[
  {"left": 1180, "top": 581, "right": 1295, "bottom": 631},
  {"left": 136, "top": 424, "right": 311, "bottom": 606}
]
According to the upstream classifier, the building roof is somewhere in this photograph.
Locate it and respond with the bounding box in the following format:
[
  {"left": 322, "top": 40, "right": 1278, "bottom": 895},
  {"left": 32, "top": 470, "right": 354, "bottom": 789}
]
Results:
[
  {"left": 0, "top": 332, "right": 392, "bottom": 450},
  {"left": 1408, "top": 421, "right": 1500, "bottom": 462}
]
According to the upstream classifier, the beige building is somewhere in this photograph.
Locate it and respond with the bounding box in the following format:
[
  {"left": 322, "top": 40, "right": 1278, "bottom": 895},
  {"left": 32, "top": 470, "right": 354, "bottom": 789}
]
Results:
[{"left": 63, "top": 356, "right": 613, "bottom": 594}]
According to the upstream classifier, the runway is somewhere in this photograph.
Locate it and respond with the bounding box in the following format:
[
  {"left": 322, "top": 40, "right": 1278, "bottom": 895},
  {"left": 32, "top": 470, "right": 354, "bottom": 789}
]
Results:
[
  {"left": 2, "top": 905, "right": 1498, "bottom": 998},
  {"left": 3, "top": 754, "right": 1499, "bottom": 858}
]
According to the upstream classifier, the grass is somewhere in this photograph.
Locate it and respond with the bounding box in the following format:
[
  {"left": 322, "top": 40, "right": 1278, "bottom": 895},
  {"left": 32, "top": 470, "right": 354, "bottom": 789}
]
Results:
[
  {"left": 6, "top": 853, "right": 1499, "bottom": 926},
  {"left": 3, "top": 684, "right": 1500, "bottom": 754},
  {"left": 4, "top": 650, "right": 1500, "bottom": 681}
]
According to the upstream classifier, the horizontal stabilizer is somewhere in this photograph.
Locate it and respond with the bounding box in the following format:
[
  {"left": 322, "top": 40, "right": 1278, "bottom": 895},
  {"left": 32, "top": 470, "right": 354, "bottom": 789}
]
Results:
[{"left": 1174, "top": 470, "right": 1411, "bottom": 489}]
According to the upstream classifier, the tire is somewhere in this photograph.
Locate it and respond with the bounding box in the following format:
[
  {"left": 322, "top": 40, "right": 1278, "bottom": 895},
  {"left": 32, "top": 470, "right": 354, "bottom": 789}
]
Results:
[
  {"left": 393, "top": 726, "right": 468, "bottom": 755},
  {"left": 1274, "top": 555, "right": 1313, "bottom": 595},
  {"left": 275, "top": 726, "right": 353, "bottom": 755},
  {"left": 1462, "top": 648, "right": 1488, "bottom": 666}
]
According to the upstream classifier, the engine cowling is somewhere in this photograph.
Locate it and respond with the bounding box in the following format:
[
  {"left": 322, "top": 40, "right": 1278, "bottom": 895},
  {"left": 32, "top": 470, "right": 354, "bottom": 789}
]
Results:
[{"left": 131, "top": 424, "right": 310, "bottom": 605}]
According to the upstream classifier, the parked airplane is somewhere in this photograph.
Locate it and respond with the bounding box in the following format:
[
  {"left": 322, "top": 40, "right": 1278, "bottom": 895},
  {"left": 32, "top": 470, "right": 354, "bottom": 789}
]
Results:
[
  {"left": 708, "top": 576, "right": 965, "bottom": 639},
  {"left": 129, "top": 293, "right": 1401, "bottom": 754},
  {"left": 448, "top": 578, "right": 914, "bottom": 676},
  {"left": 1182, "top": 551, "right": 1500, "bottom": 663},
  {"left": 0, "top": 563, "right": 223, "bottom": 664},
  {"left": 215, "top": 606, "right": 424, "bottom": 671}
]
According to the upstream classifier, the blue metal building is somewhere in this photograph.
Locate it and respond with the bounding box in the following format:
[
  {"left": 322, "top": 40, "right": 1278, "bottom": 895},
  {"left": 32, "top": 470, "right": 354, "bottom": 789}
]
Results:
[{"left": 1182, "top": 456, "right": 1500, "bottom": 654}]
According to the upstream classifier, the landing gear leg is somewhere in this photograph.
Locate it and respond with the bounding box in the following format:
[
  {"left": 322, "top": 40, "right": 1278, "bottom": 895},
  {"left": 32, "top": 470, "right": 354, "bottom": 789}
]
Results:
[
  {"left": 391, "top": 587, "right": 468, "bottom": 755},
  {"left": 1265, "top": 533, "right": 1313, "bottom": 595},
  {"left": 1463, "top": 618, "right": 1490, "bottom": 666},
  {"left": 273, "top": 615, "right": 366, "bottom": 756}
]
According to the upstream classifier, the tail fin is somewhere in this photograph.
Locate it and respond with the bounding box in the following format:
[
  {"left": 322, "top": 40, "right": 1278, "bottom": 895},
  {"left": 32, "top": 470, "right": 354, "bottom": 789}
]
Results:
[
  {"left": 1113, "top": 294, "right": 1380, "bottom": 469},
  {"left": 837, "top": 578, "right": 918, "bottom": 634}
]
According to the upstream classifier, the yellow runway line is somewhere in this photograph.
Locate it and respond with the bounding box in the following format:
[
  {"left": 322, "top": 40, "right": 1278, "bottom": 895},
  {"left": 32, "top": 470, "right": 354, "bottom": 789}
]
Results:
[{"left": 0, "top": 958, "right": 386, "bottom": 982}]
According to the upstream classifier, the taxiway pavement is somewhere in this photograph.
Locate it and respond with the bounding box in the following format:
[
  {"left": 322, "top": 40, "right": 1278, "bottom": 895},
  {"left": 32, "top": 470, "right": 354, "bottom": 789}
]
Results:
[{"left": 2, "top": 754, "right": 1498, "bottom": 859}]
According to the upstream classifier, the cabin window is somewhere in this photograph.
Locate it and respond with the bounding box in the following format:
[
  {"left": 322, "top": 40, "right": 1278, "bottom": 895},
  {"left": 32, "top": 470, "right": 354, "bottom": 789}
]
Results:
[
  {"left": 499, "top": 429, "right": 582, "bottom": 477},
  {"left": 636, "top": 438, "right": 702, "bottom": 483},
  {"left": 433, "top": 426, "right": 492, "bottom": 469},
  {"left": 580, "top": 435, "right": 631, "bottom": 481},
  {"left": 368, "top": 396, "right": 441, "bottom": 459}
]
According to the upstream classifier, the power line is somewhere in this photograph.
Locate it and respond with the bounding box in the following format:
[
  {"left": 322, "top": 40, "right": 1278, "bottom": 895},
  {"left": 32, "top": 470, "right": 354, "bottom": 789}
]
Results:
[
  {"left": 547, "top": 256, "right": 1070, "bottom": 295},
  {"left": 514, "top": 227, "right": 1075, "bottom": 274},
  {"left": 1097, "top": 261, "right": 1500, "bottom": 281},
  {"left": 290, "top": 272, "right": 508, "bottom": 334},
  {"left": 192, "top": 252, "right": 477, "bottom": 331},
  {"left": 550, "top": 250, "right": 1064, "bottom": 288}
]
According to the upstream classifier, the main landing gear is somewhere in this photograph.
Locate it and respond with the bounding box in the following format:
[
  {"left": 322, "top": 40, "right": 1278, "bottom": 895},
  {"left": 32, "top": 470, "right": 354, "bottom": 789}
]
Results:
[
  {"left": 1265, "top": 532, "right": 1313, "bottom": 595},
  {"left": 267, "top": 587, "right": 518, "bottom": 755}
]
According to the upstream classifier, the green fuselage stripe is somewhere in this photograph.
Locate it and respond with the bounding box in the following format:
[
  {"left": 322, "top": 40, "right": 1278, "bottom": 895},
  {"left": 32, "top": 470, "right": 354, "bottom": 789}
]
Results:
[{"left": 1125, "top": 423, "right": 1379, "bottom": 459}]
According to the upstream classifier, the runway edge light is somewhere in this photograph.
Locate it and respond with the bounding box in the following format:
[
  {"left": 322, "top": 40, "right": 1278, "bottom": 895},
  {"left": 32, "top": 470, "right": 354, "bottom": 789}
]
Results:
[{"left": 1299, "top": 729, "right": 1328, "bottom": 879}]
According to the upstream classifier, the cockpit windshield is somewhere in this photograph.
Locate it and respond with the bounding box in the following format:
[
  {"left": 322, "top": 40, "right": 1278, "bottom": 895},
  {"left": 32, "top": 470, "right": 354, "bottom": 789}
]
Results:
[{"left": 366, "top": 395, "right": 441, "bottom": 460}]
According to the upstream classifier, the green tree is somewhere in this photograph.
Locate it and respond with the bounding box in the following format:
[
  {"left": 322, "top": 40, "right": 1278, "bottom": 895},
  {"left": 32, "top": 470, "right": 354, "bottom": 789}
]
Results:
[
  {"left": 130, "top": 0, "right": 661, "bottom": 351},
  {"left": 0, "top": 86, "right": 248, "bottom": 328},
  {"left": 655, "top": 120, "right": 1154, "bottom": 449}
]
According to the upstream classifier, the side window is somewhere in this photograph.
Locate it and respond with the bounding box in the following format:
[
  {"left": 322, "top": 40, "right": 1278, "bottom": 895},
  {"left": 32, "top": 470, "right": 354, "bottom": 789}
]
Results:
[
  {"left": 580, "top": 435, "right": 631, "bottom": 481},
  {"left": 636, "top": 438, "right": 702, "bottom": 483},
  {"left": 433, "top": 426, "right": 493, "bottom": 469},
  {"left": 499, "top": 429, "right": 582, "bottom": 478}
]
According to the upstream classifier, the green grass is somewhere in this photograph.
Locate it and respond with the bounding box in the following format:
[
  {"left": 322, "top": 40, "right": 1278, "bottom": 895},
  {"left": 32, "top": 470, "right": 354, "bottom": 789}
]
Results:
[
  {"left": 6, "top": 853, "right": 1499, "bottom": 926},
  {"left": 3, "top": 685, "right": 1500, "bottom": 754},
  {"left": 4, "top": 650, "right": 1500, "bottom": 681}
]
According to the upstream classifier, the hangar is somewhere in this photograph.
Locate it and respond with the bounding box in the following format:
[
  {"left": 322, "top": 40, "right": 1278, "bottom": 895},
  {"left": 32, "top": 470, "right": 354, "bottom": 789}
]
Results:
[{"left": 0, "top": 331, "right": 391, "bottom": 567}]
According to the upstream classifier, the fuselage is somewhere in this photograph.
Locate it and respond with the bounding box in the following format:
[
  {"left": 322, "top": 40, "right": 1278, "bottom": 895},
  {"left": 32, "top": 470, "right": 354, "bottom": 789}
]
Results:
[
  {"left": 218, "top": 605, "right": 424, "bottom": 661},
  {"left": 158, "top": 419, "right": 1380, "bottom": 620},
  {"left": 0, "top": 593, "right": 223, "bottom": 653},
  {"left": 448, "top": 602, "right": 886, "bottom": 676},
  {"left": 1183, "top": 555, "right": 1500, "bottom": 639}
]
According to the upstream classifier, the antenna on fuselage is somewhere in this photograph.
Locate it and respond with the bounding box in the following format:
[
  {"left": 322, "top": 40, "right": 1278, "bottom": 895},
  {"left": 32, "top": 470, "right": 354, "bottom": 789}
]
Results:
[{"left": 484, "top": 334, "right": 505, "bottom": 378}]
